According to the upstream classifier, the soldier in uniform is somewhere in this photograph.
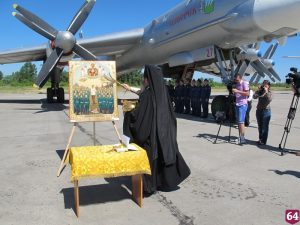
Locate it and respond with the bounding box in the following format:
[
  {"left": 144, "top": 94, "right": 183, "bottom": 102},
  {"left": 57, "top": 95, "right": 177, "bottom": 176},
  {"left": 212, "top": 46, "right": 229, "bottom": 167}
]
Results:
[
  {"left": 190, "top": 79, "right": 198, "bottom": 115},
  {"left": 183, "top": 79, "right": 191, "bottom": 114},
  {"left": 195, "top": 79, "right": 203, "bottom": 117},
  {"left": 167, "top": 80, "right": 175, "bottom": 107},
  {"left": 201, "top": 79, "right": 211, "bottom": 118},
  {"left": 175, "top": 80, "right": 184, "bottom": 113}
]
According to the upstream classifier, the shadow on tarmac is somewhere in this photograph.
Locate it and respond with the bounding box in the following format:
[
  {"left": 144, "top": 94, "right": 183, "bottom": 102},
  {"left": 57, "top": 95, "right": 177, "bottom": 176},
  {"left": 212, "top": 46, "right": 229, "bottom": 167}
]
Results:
[
  {"left": 196, "top": 133, "right": 297, "bottom": 156},
  {"left": 0, "top": 99, "right": 42, "bottom": 104},
  {"left": 175, "top": 113, "right": 217, "bottom": 124},
  {"left": 196, "top": 133, "right": 239, "bottom": 144},
  {"left": 60, "top": 177, "right": 132, "bottom": 215},
  {"left": 35, "top": 99, "right": 68, "bottom": 113},
  {"left": 0, "top": 98, "right": 68, "bottom": 112},
  {"left": 269, "top": 170, "right": 300, "bottom": 179},
  {"left": 56, "top": 149, "right": 65, "bottom": 160}
]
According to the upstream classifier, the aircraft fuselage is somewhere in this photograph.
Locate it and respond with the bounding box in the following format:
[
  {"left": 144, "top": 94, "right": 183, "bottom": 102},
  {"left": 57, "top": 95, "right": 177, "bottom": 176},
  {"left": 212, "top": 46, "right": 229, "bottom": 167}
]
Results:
[{"left": 117, "top": 0, "right": 300, "bottom": 72}]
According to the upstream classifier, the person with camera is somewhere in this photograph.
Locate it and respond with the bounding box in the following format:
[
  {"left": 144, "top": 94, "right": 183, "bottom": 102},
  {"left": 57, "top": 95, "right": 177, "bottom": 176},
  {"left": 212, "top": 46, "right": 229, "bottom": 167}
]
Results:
[
  {"left": 232, "top": 74, "right": 249, "bottom": 144},
  {"left": 253, "top": 80, "right": 273, "bottom": 145}
]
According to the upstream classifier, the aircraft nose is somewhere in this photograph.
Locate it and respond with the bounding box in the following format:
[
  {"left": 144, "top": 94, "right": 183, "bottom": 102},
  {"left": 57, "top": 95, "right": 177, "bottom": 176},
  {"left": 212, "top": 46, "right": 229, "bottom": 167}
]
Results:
[{"left": 253, "top": 0, "right": 300, "bottom": 33}]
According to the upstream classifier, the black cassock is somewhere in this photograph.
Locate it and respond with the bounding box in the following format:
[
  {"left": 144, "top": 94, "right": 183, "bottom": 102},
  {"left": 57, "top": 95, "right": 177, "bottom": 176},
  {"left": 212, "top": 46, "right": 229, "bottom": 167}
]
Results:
[{"left": 123, "top": 65, "right": 190, "bottom": 194}]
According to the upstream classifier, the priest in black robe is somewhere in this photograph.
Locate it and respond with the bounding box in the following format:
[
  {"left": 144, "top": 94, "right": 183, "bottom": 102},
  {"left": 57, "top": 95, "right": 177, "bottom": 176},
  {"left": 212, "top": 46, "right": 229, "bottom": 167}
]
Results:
[{"left": 123, "top": 65, "right": 190, "bottom": 194}]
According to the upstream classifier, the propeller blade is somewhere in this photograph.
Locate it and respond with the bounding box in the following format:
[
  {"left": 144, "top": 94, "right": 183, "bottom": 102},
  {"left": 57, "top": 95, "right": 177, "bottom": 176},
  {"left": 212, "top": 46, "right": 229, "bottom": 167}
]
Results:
[
  {"left": 269, "top": 42, "right": 279, "bottom": 59},
  {"left": 247, "top": 43, "right": 255, "bottom": 49},
  {"left": 247, "top": 42, "right": 260, "bottom": 50},
  {"left": 36, "top": 48, "right": 64, "bottom": 88},
  {"left": 238, "top": 61, "right": 250, "bottom": 77},
  {"left": 13, "top": 4, "right": 57, "bottom": 37},
  {"left": 73, "top": 43, "right": 97, "bottom": 60},
  {"left": 13, "top": 12, "right": 56, "bottom": 40},
  {"left": 263, "top": 44, "right": 274, "bottom": 59},
  {"left": 254, "top": 74, "right": 262, "bottom": 84},
  {"left": 67, "top": 0, "right": 96, "bottom": 34},
  {"left": 254, "top": 42, "right": 261, "bottom": 50},
  {"left": 249, "top": 72, "right": 257, "bottom": 84},
  {"left": 250, "top": 61, "right": 266, "bottom": 84},
  {"left": 268, "top": 68, "right": 281, "bottom": 81},
  {"left": 251, "top": 60, "right": 274, "bottom": 80},
  {"left": 239, "top": 46, "right": 247, "bottom": 52}
]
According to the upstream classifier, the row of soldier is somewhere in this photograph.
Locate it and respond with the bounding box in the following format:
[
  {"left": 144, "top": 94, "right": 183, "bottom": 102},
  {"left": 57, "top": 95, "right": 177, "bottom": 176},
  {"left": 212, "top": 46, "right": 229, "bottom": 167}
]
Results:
[
  {"left": 167, "top": 79, "right": 211, "bottom": 118},
  {"left": 73, "top": 85, "right": 114, "bottom": 115}
]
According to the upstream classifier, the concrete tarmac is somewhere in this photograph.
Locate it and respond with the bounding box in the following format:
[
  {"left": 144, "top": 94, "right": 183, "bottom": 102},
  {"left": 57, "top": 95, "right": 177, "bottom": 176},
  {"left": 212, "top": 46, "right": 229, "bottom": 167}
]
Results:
[{"left": 0, "top": 91, "right": 299, "bottom": 225}]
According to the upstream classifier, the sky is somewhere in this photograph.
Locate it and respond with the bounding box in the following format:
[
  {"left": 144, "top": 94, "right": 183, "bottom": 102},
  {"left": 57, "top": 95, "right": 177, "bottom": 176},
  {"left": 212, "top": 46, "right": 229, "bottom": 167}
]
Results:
[{"left": 0, "top": 0, "right": 300, "bottom": 82}]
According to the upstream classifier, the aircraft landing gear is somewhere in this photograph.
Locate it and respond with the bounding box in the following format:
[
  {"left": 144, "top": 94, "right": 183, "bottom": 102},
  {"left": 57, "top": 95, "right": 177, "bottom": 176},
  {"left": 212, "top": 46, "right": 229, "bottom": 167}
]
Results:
[
  {"left": 47, "top": 87, "right": 54, "bottom": 103},
  {"left": 58, "top": 87, "right": 65, "bottom": 103},
  {"left": 46, "top": 67, "right": 65, "bottom": 103},
  {"left": 46, "top": 87, "right": 65, "bottom": 103}
]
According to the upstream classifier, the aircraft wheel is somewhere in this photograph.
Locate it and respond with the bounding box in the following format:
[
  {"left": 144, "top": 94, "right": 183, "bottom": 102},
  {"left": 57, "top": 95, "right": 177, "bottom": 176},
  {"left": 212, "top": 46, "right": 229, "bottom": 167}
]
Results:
[
  {"left": 47, "top": 88, "right": 54, "bottom": 103},
  {"left": 211, "top": 95, "right": 227, "bottom": 118},
  {"left": 58, "top": 88, "right": 65, "bottom": 103}
]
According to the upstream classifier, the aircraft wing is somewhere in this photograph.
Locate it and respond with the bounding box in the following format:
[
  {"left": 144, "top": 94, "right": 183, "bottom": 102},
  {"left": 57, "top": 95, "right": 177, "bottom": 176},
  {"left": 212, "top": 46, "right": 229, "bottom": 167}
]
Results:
[
  {"left": 0, "top": 28, "right": 144, "bottom": 64},
  {"left": 77, "top": 28, "right": 144, "bottom": 56},
  {"left": 0, "top": 44, "right": 47, "bottom": 64},
  {"left": 283, "top": 56, "right": 300, "bottom": 58}
]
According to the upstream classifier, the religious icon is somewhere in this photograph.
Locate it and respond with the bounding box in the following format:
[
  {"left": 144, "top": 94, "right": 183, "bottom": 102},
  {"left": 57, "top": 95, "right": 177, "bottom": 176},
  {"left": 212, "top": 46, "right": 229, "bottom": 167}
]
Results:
[
  {"left": 69, "top": 61, "right": 119, "bottom": 122},
  {"left": 88, "top": 63, "right": 98, "bottom": 77}
]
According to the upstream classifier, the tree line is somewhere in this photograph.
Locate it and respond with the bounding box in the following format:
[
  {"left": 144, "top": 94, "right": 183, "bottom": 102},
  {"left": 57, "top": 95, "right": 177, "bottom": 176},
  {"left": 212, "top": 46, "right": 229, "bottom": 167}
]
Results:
[
  {"left": 0, "top": 62, "right": 69, "bottom": 87},
  {"left": 0, "top": 63, "right": 142, "bottom": 87},
  {"left": 0, "top": 62, "right": 37, "bottom": 86},
  {"left": 0, "top": 63, "right": 289, "bottom": 88}
]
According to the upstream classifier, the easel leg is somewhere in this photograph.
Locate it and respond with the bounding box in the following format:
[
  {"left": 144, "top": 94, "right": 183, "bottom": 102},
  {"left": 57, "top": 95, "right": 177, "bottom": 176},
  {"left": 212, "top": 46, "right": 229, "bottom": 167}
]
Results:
[
  {"left": 112, "top": 121, "right": 123, "bottom": 144},
  {"left": 74, "top": 180, "right": 80, "bottom": 217},
  {"left": 132, "top": 174, "right": 143, "bottom": 207},
  {"left": 57, "top": 123, "right": 77, "bottom": 177}
]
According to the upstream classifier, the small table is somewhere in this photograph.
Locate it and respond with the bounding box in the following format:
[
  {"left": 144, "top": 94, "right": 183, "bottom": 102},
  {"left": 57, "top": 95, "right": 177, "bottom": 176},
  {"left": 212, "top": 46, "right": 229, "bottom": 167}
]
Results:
[{"left": 69, "top": 144, "right": 151, "bottom": 217}]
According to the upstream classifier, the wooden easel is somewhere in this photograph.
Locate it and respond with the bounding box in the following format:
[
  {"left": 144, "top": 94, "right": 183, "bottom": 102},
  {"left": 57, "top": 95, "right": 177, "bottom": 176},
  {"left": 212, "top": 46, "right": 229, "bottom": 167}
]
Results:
[{"left": 57, "top": 120, "right": 123, "bottom": 177}]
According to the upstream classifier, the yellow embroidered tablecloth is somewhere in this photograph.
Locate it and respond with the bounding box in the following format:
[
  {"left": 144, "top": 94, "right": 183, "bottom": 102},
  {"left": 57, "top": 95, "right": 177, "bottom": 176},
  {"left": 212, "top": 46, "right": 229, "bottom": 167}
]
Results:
[{"left": 69, "top": 144, "right": 151, "bottom": 181}]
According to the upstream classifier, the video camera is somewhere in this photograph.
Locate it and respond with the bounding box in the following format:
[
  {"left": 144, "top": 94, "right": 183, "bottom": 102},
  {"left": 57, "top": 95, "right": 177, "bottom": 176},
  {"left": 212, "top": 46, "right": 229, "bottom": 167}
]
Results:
[
  {"left": 286, "top": 67, "right": 300, "bottom": 86},
  {"left": 226, "top": 81, "right": 237, "bottom": 95},
  {"left": 257, "top": 85, "right": 266, "bottom": 96}
]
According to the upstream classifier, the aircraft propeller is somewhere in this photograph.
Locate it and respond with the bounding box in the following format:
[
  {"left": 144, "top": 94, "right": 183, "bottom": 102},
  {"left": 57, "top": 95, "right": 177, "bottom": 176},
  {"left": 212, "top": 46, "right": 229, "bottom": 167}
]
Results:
[
  {"left": 12, "top": 0, "right": 97, "bottom": 88},
  {"left": 240, "top": 42, "right": 281, "bottom": 84}
]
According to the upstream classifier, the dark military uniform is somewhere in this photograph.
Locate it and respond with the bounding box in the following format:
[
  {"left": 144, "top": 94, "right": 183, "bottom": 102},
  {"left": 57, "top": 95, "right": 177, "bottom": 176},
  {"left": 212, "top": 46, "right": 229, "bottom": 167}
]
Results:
[
  {"left": 183, "top": 84, "right": 191, "bottom": 114},
  {"left": 175, "top": 84, "right": 184, "bottom": 113},
  {"left": 201, "top": 83, "right": 211, "bottom": 118},
  {"left": 195, "top": 85, "right": 202, "bottom": 116},
  {"left": 190, "top": 85, "right": 198, "bottom": 115},
  {"left": 168, "top": 83, "right": 175, "bottom": 106}
]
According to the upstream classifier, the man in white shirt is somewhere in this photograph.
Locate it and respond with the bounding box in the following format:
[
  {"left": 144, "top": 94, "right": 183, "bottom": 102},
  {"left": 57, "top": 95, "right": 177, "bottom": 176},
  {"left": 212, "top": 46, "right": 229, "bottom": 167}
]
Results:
[{"left": 245, "top": 89, "right": 254, "bottom": 127}]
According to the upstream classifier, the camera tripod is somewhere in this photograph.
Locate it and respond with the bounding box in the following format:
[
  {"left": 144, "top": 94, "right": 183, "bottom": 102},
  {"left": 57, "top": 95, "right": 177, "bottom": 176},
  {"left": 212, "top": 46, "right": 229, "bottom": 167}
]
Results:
[
  {"left": 214, "top": 118, "right": 234, "bottom": 144},
  {"left": 279, "top": 93, "right": 300, "bottom": 155},
  {"left": 214, "top": 94, "right": 237, "bottom": 144}
]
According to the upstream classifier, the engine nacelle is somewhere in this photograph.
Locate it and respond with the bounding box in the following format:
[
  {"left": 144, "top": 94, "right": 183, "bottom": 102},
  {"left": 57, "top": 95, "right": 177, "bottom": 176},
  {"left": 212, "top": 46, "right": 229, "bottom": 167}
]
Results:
[
  {"left": 46, "top": 41, "right": 75, "bottom": 66},
  {"left": 237, "top": 48, "right": 262, "bottom": 61},
  {"left": 261, "top": 59, "right": 275, "bottom": 69},
  {"left": 244, "top": 48, "right": 262, "bottom": 61}
]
